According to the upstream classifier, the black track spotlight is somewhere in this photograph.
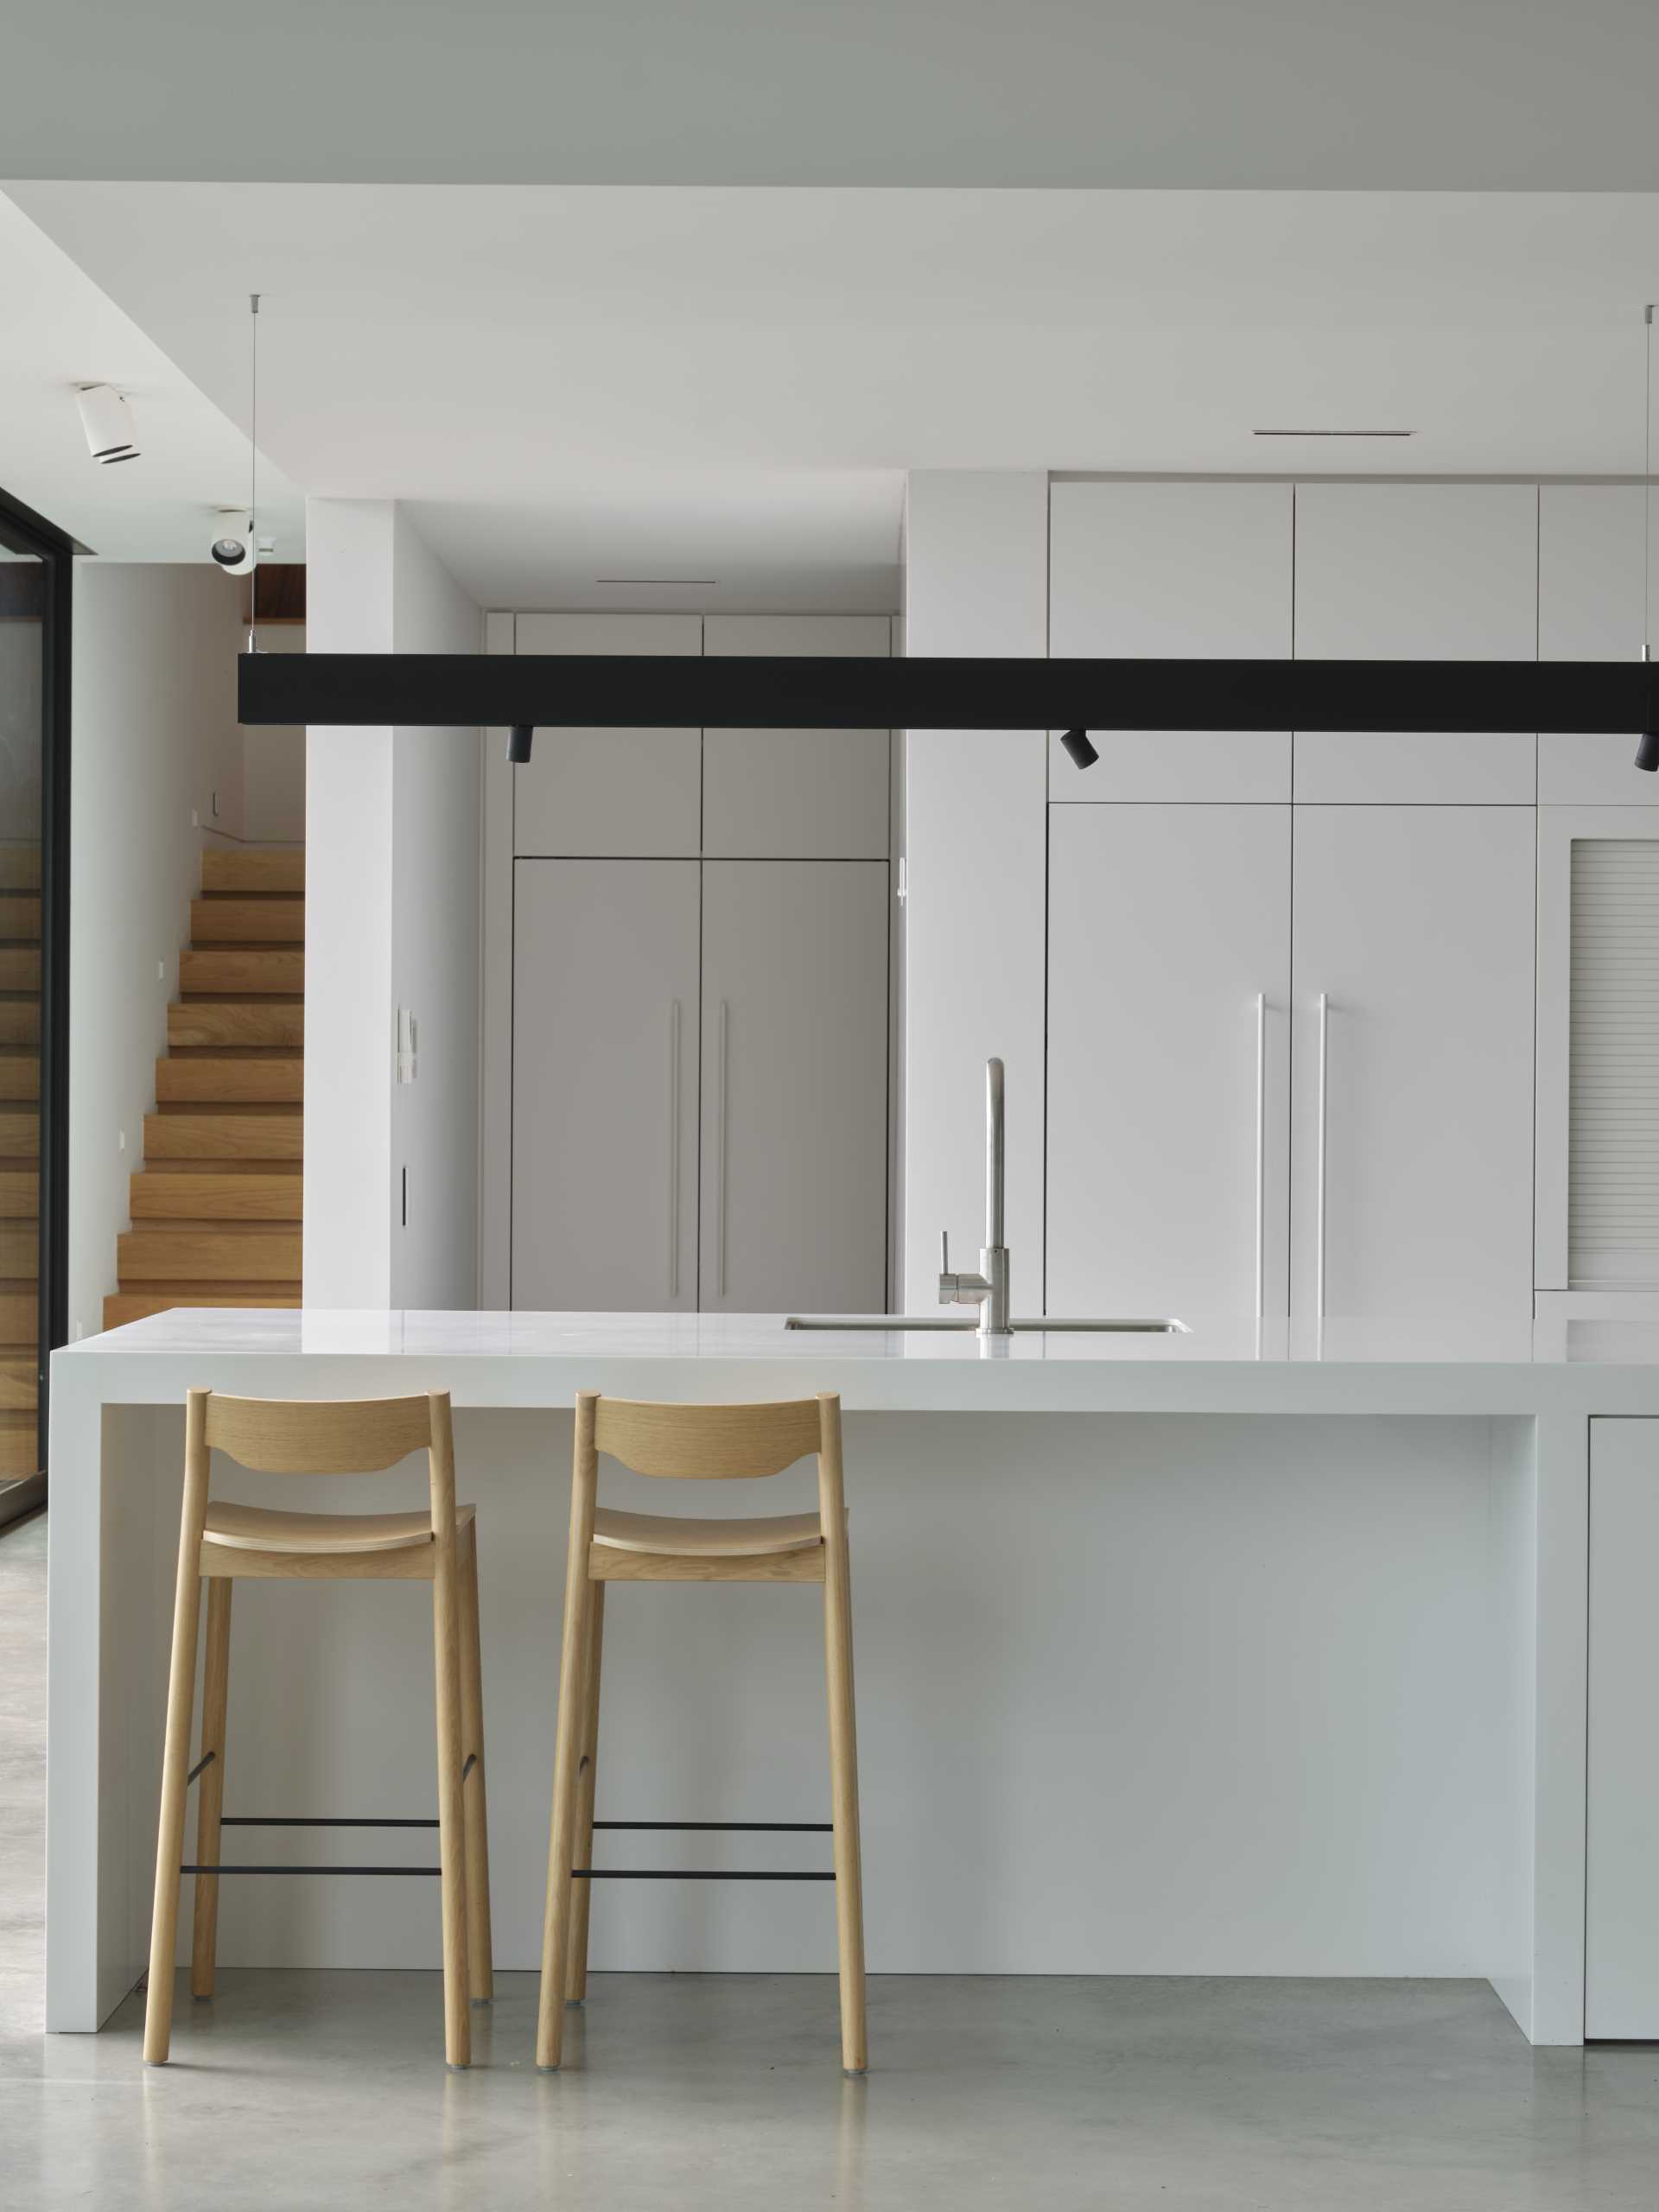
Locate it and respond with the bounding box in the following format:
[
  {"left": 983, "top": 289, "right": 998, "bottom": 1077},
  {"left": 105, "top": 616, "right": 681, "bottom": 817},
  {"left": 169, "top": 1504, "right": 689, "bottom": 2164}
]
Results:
[
  {"left": 507, "top": 723, "right": 534, "bottom": 765},
  {"left": 1637, "top": 725, "right": 1659, "bottom": 772},
  {"left": 1059, "top": 728, "right": 1099, "bottom": 771}
]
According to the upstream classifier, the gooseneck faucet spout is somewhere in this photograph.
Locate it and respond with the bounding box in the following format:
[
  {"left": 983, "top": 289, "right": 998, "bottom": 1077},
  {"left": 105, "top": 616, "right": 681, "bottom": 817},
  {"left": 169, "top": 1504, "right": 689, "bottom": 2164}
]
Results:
[{"left": 938, "top": 1056, "right": 1014, "bottom": 1337}]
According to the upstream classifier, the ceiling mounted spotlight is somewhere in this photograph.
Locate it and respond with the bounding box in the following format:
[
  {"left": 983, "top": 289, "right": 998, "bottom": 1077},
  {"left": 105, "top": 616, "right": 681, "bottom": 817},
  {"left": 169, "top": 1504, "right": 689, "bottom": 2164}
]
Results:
[
  {"left": 1059, "top": 728, "right": 1099, "bottom": 770},
  {"left": 507, "top": 724, "right": 534, "bottom": 765},
  {"left": 75, "top": 384, "right": 137, "bottom": 465}
]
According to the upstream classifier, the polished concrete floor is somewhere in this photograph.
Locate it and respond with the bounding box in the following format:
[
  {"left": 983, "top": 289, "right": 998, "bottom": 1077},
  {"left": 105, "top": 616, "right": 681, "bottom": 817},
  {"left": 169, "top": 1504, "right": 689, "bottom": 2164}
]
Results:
[{"left": 6, "top": 1512, "right": 1659, "bottom": 2209}]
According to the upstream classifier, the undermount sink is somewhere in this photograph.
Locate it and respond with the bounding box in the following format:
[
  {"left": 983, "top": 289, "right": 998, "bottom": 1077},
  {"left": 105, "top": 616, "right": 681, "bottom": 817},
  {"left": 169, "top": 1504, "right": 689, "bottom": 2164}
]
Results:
[{"left": 784, "top": 1314, "right": 1189, "bottom": 1333}]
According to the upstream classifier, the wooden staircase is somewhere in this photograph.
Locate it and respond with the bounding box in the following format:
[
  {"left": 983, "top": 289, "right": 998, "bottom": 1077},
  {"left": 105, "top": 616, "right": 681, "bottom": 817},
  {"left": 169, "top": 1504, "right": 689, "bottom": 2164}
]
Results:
[
  {"left": 0, "top": 845, "right": 40, "bottom": 1480},
  {"left": 104, "top": 848, "right": 304, "bottom": 1330}
]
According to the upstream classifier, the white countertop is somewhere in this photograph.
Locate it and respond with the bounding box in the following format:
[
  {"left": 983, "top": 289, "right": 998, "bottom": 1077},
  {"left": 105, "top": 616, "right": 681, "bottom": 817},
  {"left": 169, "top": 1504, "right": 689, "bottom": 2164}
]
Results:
[{"left": 51, "top": 1306, "right": 1659, "bottom": 1418}]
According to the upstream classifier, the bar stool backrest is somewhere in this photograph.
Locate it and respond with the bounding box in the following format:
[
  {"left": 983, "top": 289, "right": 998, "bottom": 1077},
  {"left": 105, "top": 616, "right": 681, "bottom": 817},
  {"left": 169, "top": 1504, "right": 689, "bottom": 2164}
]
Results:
[
  {"left": 201, "top": 1390, "right": 439, "bottom": 1473},
  {"left": 589, "top": 1393, "right": 826, "bottom": 1480}
]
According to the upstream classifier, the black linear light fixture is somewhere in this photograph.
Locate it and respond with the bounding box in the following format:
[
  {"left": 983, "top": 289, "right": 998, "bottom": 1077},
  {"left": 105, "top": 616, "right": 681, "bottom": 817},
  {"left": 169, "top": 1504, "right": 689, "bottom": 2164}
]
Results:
[{"left": 1638, "top": 304, "right": 1659, "bottom": 772}]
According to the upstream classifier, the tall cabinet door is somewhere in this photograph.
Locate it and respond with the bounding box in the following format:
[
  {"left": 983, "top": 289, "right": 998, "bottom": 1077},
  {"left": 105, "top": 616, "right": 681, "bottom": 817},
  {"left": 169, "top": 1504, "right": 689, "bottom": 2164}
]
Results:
[
  {"left": 1290, "top": 808, "right": 1535, "bottom": 1325},
  {"left": 1047, "top": 805, "right": 1291, "bottom": 1321},
  {"left": 512, "top": 861, "right": 700, "bottom": 1310},
  {"left": 700, "top": 861, "right": 888, "bottom": 1313}
]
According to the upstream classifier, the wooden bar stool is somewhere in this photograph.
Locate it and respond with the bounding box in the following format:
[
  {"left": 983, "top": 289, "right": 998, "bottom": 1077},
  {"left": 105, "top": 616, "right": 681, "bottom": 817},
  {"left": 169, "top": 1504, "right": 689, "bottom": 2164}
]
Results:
[
  {"left": 537, "top": 1390, "right": 866, "bottom": 2075},
  {"left": 143, "top": 1389, "right": 492, "bottom": 2069}
]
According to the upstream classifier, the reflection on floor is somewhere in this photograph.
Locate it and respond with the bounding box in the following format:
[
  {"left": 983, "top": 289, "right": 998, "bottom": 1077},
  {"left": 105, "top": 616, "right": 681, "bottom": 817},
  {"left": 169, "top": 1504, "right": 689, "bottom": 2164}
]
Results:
[{"left": 4, "top": 1512, "right": 1659, "bottom": 2210}]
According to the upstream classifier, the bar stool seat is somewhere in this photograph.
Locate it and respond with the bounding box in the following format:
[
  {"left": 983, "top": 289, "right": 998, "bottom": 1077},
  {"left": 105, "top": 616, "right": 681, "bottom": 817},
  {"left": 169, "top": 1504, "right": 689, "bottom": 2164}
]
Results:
[
  {"left": 591, "top": 1504, "right": 828, "bottom": 1559},
  {"left": 203, "top": 1500, "right": 478, "bottom": 1557}
]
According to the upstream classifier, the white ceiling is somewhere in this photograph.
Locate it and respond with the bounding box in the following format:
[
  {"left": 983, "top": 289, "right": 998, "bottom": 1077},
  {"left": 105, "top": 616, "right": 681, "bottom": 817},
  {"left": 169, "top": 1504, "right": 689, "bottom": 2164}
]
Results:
[
  {"left": 5, "top": 1, "right": 1659, "bottom": 193},
  {"left": 9, "top": 183, "right": 1659, "bottom": 607},
  {"left": 0, "top": 194, "right": 304, "bottom": 568}
]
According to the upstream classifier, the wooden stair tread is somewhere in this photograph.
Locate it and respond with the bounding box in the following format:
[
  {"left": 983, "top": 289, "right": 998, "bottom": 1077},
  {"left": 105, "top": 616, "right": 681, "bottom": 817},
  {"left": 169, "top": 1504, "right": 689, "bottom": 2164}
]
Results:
[
  {"left": 188, "top": 897, "right": 304, "bottom": 944},
  {"left": 130, "top": 1171, "right": 302, "bottom": 1220},
  {"left": 103, "top": 1290, "right": 302, "bottom": 1328},
  {"left": 143, "top": 1113, "right": 302, "bottom": 1160},
  {"left": 169, "top": 1001, "right": 304, "bottom": 1048},
  {"left": 118, "top": 1227, "right": 302, "bottom": 1280},
  {"left": 157, "top": 1058, "right": 303, "bottom": 1103},
  {"left": 0, "top": 849, "right": 41, "bottom": 890},
  {"left": 0, "top": 1420, "right": 39, "bottom": 1478},
  {"left": 0, "top": 1112, "right": 40, "bottom": 1159},
  {"left": 0, "top": 894, "right": 41, "bottom": 942},
  {"left": 0, "top": 1171, "right": 39, "bottom": 1219},
  {"left": 0, "top": 1055, "right": 39, "bottom": 1102},
  {"left": 200, "top": 848, "right": 305, "bottom": 895},
  {"left": 0, "top": 950, "right": 41, "bottom": 991},
  {"left": 0, "top": 1357, "right": 37, "bottom": 1412},
  {"left": 181, "top": 949, "right": 303, "bottom": 995}
]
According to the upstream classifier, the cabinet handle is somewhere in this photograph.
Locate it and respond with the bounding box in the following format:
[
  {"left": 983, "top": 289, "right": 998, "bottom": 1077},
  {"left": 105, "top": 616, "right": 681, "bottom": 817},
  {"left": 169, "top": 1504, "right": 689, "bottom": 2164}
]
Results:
[
  {"left": 715, "top": 998, "right": 729, "bottom": 1300},
  {"left": 666, "top": 1001, "right": 681, "bottom": 1299},
  {"left": 1254, "top": 993, "right": 1267, "bottom": 1323},
  {"left": 1315, "top": 992, "right": 1330, "bottom": 1322}
]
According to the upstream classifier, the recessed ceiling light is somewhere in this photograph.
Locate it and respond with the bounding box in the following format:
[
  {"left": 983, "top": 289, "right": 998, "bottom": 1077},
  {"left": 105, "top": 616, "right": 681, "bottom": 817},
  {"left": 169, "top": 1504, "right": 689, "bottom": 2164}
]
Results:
[
  {"left": 1252, "top": 428, "right": 1415, "bottom": 439},
  {"left": 595, "top": 576, "right": 718, "bottom": 587}
]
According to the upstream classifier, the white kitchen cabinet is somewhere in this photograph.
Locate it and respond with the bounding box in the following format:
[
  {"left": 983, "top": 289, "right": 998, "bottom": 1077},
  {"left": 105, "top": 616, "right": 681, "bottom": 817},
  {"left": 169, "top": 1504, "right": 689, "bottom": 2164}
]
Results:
[
  {"left": 1293, "top": 731, "right": 1535, "bottom": 805},
  {"left": 699, "top": 861, "right": 889, "bottom": 1314},
  {"left": 1046, "top": 805, "right": 1291, "bottom": 1320},
  {"left": 513, "top": 612, "right": 702, "bottom": 856},
  {"left": 1294, "top": 484, "right": 1538, "bottom": 660},
  {"left": 512, "top": 860, "right": 700, "bottom": 1310},
  {"left": 703, "top": 614, "right": 891, "bottom": 857},
  {"left": 1047, "top": 480, "right": 1292, "bottom": 801},
  {"left": 1587, "top": 1417, "right": 1659, "bottom": 2037},
  {"left": 1291, "top": 806, "right": 1535, "bottom": 1325}
]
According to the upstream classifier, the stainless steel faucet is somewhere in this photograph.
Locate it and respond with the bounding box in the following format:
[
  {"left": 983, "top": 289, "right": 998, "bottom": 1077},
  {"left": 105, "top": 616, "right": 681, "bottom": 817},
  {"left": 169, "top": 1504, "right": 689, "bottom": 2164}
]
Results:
[{"left": 938, "top": 1056, "right": 1013, "bottom": 1337}]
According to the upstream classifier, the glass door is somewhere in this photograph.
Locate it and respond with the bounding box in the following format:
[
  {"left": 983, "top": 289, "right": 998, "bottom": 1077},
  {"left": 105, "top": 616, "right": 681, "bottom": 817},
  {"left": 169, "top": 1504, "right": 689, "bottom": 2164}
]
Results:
[{"left": 0, "top": 488, "right": 70, "bottom": 1527}]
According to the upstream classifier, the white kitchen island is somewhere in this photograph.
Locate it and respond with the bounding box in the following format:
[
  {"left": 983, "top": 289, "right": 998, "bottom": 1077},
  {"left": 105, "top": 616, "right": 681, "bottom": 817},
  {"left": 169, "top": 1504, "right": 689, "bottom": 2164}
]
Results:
[{"left": 45, "top": 1306, "right": 1659, "bottom": 2046}]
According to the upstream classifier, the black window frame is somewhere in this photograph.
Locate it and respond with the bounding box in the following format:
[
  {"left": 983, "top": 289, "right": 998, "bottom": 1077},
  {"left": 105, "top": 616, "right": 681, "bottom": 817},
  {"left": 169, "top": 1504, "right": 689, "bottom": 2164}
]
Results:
[{"left": 0, "top": 482, "right": 71, "bottom": 1528}]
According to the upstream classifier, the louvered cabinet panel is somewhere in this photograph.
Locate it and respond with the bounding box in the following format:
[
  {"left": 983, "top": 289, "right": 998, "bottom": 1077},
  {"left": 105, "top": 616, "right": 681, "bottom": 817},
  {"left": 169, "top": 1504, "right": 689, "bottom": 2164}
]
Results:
[{"left": 1568, "top": 840, "right": 1659, "bottom": 1285}]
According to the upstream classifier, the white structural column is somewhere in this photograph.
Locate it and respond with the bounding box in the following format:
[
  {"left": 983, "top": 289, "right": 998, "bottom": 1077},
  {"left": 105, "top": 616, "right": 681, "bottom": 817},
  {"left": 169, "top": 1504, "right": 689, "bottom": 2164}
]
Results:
[
  {"left": 303, "top": 499, "right": 483, "bottom": 1309},
  {"left": 902, "top": 471, "right": 1048, "bottom": 1311},
  {"left": 304, "top": 498, "right": 397, "bottom": 1306}
]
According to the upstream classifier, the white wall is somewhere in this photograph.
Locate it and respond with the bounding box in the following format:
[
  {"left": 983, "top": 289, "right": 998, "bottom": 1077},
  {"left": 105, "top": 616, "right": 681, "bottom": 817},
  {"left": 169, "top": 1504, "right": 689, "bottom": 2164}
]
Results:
[
  {"left": 68, "top": 563, "right": 243, "bottom": 1339},
  {"left": 302, "top": 498, "right": 481, "bottom": 1310},
  {"left": 390, "top": 507, "right": 482, "bottom": 1308},
  {"left": 902, "top": 471, "right": 1048, "bottom": 1310},
  {"left": 302, "top": 500, "right": 396, "bottom": 1307}
]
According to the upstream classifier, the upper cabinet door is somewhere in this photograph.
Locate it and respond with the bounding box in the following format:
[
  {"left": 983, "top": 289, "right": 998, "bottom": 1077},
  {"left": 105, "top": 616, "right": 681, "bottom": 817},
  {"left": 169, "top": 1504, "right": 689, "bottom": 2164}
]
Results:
[
  {"left": 703, "top": 615, "right": 892, "bottom": 858},
  {"left": 1047, "top": 804, "right": 1291, "bottom": 1322},
  {"left": 699, "top": 861, "right": 889, "bottom": 1314},
  {"left": 513, "top": 613, "right": 702, "bottom": 856},
  {"left": 1290, "top": 806, "right": 1536, "bottom": 1326},
  {"left": 512, "top": 859, "right": 701, "bottom": 1311},
  {"left": 1538, "top": 487, "right": 1659, "bottom": 803},
  {"left": 1293, "top": 485, "right": 1538, "bottom": 659},
  {"left": 1048, "top": 481, "right": 1292, "bottom": 801}
]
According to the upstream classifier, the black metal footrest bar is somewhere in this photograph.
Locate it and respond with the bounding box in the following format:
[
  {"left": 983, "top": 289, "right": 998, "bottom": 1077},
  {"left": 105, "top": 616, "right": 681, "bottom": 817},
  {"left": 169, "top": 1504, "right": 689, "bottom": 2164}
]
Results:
[
  {"left": 574, "top": 1868, "right": 835, "bottom": 1881},
  {"left": 183, "top": 1864, "right": 441, "bottom": 1877},
  {"left": 185, "top": 1751, "right": 217, "bottom": 1787},
  {"left": 594, "top": 1820, "right": 831, "bottom": 1833},
  {"left": 221, "top": 1815, "right": 439, "bottom": 1828}
]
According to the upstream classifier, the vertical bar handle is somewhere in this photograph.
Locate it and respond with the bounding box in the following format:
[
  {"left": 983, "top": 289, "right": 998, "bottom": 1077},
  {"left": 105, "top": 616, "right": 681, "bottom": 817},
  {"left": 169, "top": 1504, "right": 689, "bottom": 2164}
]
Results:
[
  {"left": 1315, "top": 992, "right": 1330, "bottom": 1322},
  {"left": 715, "top": 999, "right": 729, "bottom": 1300},
  {"left": 666, "top": 1001, "right": 681, "bottom": 1299},
  {"left": 1254, "top": 993, "right": 1267, "bottom": 1323}
]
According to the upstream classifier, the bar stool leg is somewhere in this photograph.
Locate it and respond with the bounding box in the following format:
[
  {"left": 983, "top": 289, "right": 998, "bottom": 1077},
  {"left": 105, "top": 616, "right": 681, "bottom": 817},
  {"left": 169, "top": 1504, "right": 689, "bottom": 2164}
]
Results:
[
  {"left": 429, "top": 1402, "right": 471, "bottom": 2070},
  {"left": 457, "top": 1518, "right": 494, "bottom": 2005},
  {"left": 144, "top": 1389, "right": 213, "bottom": 2066},
  {"left": 565, "top": 1580, "right": 607, "bottom": 2004},
  {"left": 537, "top": 1393, "right": 601, "bottom": 2071},
  {"left": 189, "top": 1576, "right": 233, "bottom": 1999},
  {"left": 818, "top": 1398, "right": 868, "bottom": 2075}
]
